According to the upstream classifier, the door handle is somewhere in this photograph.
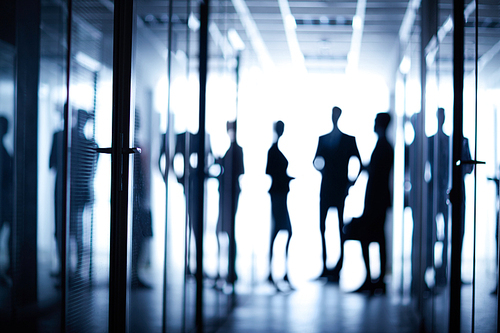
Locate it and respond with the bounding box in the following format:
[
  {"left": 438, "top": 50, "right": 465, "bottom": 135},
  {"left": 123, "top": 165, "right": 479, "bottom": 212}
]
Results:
[
  {"left": 93, "top": 147, "right": 141, "bottom": 154},
  {"left": 123, "top": 147, "right": 141, "bottom": 154},
  {"left": 456, "top": 160, "right": 485, "bottom": 165}
]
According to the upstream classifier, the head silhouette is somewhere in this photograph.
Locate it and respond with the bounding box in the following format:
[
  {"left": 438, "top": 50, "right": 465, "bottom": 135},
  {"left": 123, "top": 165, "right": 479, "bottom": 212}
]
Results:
[
  {"left": 375, "top": 112, "right": 391, "bottom": 136},
  {"left": 332, "top": 106, "right": 342, "bottom": 127},
  {"left": 437, "top": 107, "right": 445, "bottom": 129},
  {"left": 0, "top": 116, "right": 8, "bottom": 138},
  {"left": 275, "top": 120, "right": 284, "bottom": 139}
]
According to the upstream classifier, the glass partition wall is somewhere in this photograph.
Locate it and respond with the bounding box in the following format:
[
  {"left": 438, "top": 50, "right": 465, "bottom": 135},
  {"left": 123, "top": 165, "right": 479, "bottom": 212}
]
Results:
[{"left": 400, "top": 0, "right": 500, "bottom": 331}]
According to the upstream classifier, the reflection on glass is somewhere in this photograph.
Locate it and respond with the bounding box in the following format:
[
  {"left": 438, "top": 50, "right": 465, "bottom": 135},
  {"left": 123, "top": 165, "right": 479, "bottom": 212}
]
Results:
[{"left": 0, "top": 41, "right": 14, "bottom": 316}]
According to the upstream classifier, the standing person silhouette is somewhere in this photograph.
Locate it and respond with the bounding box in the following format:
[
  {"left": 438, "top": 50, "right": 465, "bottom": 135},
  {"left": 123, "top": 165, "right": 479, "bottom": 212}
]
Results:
[
  {"left": 346, "top": 113, "right": 394, "bottom": 293},
  {"left": 314, "top": 106, "right": 361, "bottom": 281},
  {"left": 215, "top": 121, "right": 244, "bottom": 285},
  {"left": 266, "top": 121, "right": 294, "bottom": 288}
]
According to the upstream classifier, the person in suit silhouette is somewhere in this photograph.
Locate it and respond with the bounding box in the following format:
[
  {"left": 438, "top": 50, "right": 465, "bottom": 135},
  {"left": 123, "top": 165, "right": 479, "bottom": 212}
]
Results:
[
  {"left": 314, "top": 106, "right": 361, "bottom": 281},
  {"left": 427, "top": 108, "right": 450, "bottom": 286},
  {"left": 0, "top": 116, "right": 13, "bottom": 286},
  {"left": 345, "top": 112, "right": 393, "bottom": 293},
  {"left": 215, "top": 121, "right": 244, "bottom": 285},
  {"left": 266, "top": 121, "right": 294, "bottom": 288}
]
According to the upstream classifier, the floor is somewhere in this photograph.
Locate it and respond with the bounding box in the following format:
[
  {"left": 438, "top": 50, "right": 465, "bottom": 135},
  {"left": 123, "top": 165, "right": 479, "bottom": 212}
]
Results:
[
  {"left": 1, "top": 270, "right": 499, "bottom": 332},
  {"left": 215, "top": 280, "right": 420, "bottom": 333},
  {"left": 1, "top": 253, "right": 498, "bottom": 332}
]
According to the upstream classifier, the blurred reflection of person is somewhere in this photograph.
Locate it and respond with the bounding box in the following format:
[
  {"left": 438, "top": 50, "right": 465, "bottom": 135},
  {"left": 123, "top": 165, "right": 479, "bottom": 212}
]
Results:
[
  {"left": 173, "top": 130, "right": 213, "bottom": 276},
  {"left": 405, "top": 113, "right": 425, "bottom": 295},
  {"left": 314, "top": 106, "right": 361, "bottom": 281},
  {"left": 0, "top": 116, "right": 13, "bottom": 287},
  {"left": 70, "top": 109, "right": 98, "bottom": 278},
  {"left": 50, "top": 117, "right": 65, "bottom": 278},
  {"left": 215, "top": 121, "right": 244, "bottom": 285},
  {"left": 427, "top": 108, "right": 450, "bottom": 286},
  {"left": 266, "top": 121, "right": 294, "bottom": 289},
  {"left": 132, "top": 110, "right": 153, "bottom": 289},
  {"left": 345, "top": 113, "right": 393, "bottom": 294}
]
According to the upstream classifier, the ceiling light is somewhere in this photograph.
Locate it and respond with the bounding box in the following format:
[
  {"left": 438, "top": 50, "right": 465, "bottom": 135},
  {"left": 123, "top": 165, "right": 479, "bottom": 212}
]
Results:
[
  {"left": 188, "top": 12, "right": 200, "bottom": 31},
  {"left": 75, "top": 52, "right": 101, "bottom": 72},
  {"left": 319, "top": 16, "right": 329, "bottom": 25},
  {"left": 228, "top": 28, "right": 245, "bottom": 51},
  {"left": 352, "top": 15, "right": 362, "bottom": 30},
  {"left": 285, "top": 14, "right": 297, "bottom": 30}
]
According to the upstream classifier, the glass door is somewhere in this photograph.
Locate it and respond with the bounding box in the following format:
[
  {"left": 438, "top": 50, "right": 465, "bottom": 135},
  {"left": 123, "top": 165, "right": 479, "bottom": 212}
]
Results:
[{"left": 462, "top": 0, "right": 500, "bottom": 331}]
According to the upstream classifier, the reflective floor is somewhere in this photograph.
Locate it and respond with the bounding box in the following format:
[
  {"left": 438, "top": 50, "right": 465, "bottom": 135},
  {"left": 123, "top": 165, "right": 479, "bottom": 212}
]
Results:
[
  {"left": 215, "top": 278, "right": 498, "bottom": 333},
  {"left": 216, "top": 281, "right": 419, "bottom": 333},
  {"left": 3, "top": 263, "right": 498, "bottom": 332}
]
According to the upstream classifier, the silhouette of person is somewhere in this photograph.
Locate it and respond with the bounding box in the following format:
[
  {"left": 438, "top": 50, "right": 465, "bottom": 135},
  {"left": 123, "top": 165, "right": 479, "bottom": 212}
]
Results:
[
  {"left": 69, "top": 109, "right": 98, "bottom": 277},
  {"left": 131, "top": 110, "right": 153, "bottom": 289},
  {"left": 427, "top": 108, "right": 450, "bottom": 286},
  {"left": 215, "top": 121, "right": 244, "bottom": 285},
  {"left": 314, "top": 106, "right": 361, "bottom": 281},
  {"left": 266, "top": 120, "right": 294, "bottom": 288},
  {"left": 50, "top": 109, "right": 65, "bottom": 277},
  {"left": 345, "top": 112, "right": 393, "bottom": 293},
  {"left": 405, "top": 113, "right": 426, "bottom": 295},
  {"left": 0, "top": 116, "right": 13, "bottom": 287},
  {"left": 173, "top": 129, "right": 213, "bottom": 275}
]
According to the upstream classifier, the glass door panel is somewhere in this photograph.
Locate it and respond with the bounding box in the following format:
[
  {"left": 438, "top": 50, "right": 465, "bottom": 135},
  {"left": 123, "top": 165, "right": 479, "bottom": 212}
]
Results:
[
  {"left": 38, "top": 1, "right": 69, "bottom": 330},
  {"left": 65, "top": 0, "right": 113, "bottom": 331},
  {"left": 0, "top": 39, "right": 15, "bottom": 326},
  {"left": 127, "top": 0, "right": 173, "bottom": 331},
  {"left": 464, "top": 0, "right": 500, "bottom": 331}
]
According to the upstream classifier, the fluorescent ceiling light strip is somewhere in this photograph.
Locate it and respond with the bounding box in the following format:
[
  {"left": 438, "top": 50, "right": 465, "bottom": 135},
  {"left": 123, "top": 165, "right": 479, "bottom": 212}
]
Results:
[
  {"left": 478, "top": 40, "right": 500, "bottom": 72},
  {"left": 231, "top": 0, "right": 274, "bottom": 70},
  {"left": 209, "top": 22, "right": 233, "bottom": 59},
  {"left": 346, "top": 0, "right": 366, "bottom": 73},
  {"left": 464, "top": 0, "right": 475, "bottom": 22},
  {"left": 228, "top": 28, "right": 245, "bottom": 51},
  {"left": 277, "top": 0, "right": 306, "bottom": 71},
  {"left": 75, "top": 52, "right": 101, "bottom": 72},
  {"left": 466, "top": 39, "right": 500, "bottom": 79},
  {"left": 437, "top": 16, "right": 453, "bottom": 42},
  {"left": 399, "top": 0, "right": 421, "bottom": 44}
]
